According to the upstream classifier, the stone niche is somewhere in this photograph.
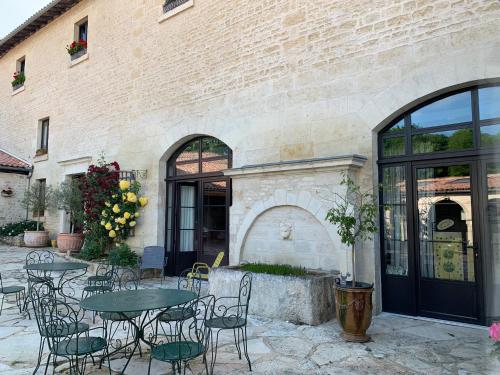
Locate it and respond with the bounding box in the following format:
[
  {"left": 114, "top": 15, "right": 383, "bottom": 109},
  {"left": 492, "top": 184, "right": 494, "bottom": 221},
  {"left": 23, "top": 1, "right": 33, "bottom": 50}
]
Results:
[{"left": 241, "top": 205, "right": 335, "bottom": 270}]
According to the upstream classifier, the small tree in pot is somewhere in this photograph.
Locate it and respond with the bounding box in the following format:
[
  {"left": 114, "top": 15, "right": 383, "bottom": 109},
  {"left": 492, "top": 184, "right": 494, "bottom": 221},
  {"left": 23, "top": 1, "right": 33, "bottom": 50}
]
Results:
[
  {"left": 325, "top": 173, "right": 377, "bottom": 342},
  {"left": 50, "top": 180, "right": 85, "bottom": 254},
  {"left": 21, "top": 183, "right": 53, "bottom": 247}
]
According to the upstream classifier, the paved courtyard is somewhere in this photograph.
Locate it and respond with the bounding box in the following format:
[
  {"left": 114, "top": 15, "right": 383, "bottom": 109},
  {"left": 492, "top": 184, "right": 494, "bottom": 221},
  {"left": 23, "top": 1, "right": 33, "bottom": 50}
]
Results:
[{"left": 0, "top": 244, "right": 498, "bottom": 375}]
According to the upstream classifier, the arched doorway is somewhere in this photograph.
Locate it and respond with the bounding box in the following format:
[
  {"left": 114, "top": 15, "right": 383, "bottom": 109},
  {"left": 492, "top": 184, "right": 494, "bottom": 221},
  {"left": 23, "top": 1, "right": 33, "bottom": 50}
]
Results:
[
  {"left": 165, "top": 136, "right": 232, "bottom": 275},
  {"left": 378, "top": 84, "right": 500, "bottom": 324}
]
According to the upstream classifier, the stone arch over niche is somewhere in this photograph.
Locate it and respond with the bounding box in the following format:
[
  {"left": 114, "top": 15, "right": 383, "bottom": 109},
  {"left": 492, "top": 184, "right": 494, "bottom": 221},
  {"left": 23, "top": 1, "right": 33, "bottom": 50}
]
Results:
[
  {"left": 241, "top": 205, "right": 337, "bottom": 270},
  {"left": 234, "top": 189, "right": 343, "bottom": 271}
]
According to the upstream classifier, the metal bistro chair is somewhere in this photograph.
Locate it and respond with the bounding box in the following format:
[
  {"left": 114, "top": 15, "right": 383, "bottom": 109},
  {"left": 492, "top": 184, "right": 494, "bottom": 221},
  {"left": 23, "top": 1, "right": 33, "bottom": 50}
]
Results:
[
  {"left": 139, "top": 246, "right": 167, "bottom": 283},
  {"left": 85, "top": 260, "right": 114, "bottom": 288},
  {"left": 0, "top": 272, "right": 26, "bottom": 316},
  {"left": 23, "top": 250, "right": 55, "bottom": 317},
  {"left": 39, "top": 291, "right": 110, "bottom": 375},
  {"left": 156, "top": 268, "right": 202, "bottom": 337},
  {"left": 30, "top": 281, "right": 90, "bottom": 375},
  {"left": 206, "top": 272, "right": 253, "bottom": 374},
  {"left": 100, "top": 267, "right": 143, "bottom": 358},
  {"left": 148, "top": 294, "right": 214, "bottom": 375}
]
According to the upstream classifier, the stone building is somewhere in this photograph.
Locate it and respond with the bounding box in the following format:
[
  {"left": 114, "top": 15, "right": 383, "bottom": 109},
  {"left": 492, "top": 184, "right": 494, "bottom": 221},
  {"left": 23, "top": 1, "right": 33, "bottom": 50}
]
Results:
[
  {"left": 0, "top": 149, "right": 31, "bottom": 226},
  {"left": 0, "top": 0, "right": 499, "bottom": 325}
]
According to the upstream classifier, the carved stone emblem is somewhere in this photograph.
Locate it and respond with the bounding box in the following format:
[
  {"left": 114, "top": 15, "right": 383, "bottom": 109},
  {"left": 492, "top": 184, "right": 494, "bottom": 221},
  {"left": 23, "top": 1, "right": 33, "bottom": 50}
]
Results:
[{"left": 279, "top": 222, "right": 292, "bottom": 240}]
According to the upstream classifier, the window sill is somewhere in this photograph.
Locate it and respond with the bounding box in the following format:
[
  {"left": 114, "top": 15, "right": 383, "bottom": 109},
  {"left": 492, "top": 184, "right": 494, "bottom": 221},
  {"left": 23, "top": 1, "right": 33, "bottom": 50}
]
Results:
[
  {"left": 158, "top": 0, "right": 194, "bottom": 23},
  {"left": 69, "top": 52, "right": 89, "bottom": 68},
  {"left": 33, "top": 153, "right": 49, "bottom": 163},
  {"left": 11, "top": 85, "right": 25, "bottom": 96}
]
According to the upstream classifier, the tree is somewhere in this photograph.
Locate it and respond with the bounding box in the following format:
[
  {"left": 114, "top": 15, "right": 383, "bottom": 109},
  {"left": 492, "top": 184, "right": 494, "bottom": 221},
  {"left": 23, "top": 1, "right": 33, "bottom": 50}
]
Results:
[
  {"left": 21, "top": 183, "right": 53, "bottom": 231},
  {"left": 50, "top": 180, "right": 85, "bottom": 234},
  {"left": 325, "top": 174, "right": 378, "bottom": 286}
]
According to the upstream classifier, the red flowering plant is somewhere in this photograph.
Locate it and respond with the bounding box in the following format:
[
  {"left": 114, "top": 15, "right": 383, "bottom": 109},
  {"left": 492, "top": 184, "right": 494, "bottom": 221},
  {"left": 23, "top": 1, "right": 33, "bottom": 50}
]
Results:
[
  {"left": 11, "top": 71, "right": 25, "bottom": 87},
  {"left": 79, "top": 155, "right": 120, "bottom": 260},
  {"left": 66, "top": 39, "right": 87, "bottom": 55},
  {"left": 490, "top": 322, "right": 500, "bottom": 359}
]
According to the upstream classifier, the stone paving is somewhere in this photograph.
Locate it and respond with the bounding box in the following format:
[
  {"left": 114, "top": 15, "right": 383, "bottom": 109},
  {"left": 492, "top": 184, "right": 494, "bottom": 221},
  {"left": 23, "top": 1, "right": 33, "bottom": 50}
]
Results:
[{"left": 0, "top": 244, "right": 498, "bottom": 375}]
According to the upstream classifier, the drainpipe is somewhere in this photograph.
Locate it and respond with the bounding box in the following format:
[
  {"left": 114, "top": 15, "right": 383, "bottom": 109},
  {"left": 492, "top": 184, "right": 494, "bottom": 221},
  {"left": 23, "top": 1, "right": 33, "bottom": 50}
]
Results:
[{"left": 25, "top": 167, "right": 33, "bottom": 220}]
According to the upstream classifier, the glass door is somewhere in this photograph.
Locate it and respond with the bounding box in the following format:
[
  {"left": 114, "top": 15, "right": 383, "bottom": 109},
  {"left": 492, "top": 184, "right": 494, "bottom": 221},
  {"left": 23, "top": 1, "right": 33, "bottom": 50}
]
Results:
[
  {"left": 414, "top": 161, "right": 481, "bottom": 323},
  {"left": 174, "top": 182, "right": 198, "bottom": 274}
]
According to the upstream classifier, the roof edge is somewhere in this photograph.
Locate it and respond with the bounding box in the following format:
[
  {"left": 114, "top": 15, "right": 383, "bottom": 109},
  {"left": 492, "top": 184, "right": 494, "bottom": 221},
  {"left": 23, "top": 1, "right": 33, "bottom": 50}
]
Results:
[{"left": 0, "top": 147, "right": 32, "bottom": 167}]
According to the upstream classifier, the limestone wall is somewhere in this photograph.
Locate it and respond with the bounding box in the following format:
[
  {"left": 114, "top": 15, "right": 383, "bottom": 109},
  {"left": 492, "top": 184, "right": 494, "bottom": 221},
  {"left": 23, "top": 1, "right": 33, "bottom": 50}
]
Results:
[
  {"left": 0, "top": 173, "right": 28, "bottom": 226},
  {"left": 0, "top": 0, "right": 499, "bottom": 295}
]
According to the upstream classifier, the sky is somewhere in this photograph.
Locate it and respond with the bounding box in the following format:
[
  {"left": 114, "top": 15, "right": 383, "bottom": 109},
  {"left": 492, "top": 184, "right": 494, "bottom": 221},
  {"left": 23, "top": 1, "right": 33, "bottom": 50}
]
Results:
[{"left": 0, "top": 0, "right": 52, "bottom": 39}]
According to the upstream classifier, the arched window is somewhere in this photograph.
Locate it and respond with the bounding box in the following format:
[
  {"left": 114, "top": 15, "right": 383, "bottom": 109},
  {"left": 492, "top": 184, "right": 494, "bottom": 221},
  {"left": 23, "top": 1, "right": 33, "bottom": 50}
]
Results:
[
  {"left": 379, "top": 85, "right": 500, "bottom": 159},
  {"left": 165, "top": 136, "right": 232, "bottom": 275}
]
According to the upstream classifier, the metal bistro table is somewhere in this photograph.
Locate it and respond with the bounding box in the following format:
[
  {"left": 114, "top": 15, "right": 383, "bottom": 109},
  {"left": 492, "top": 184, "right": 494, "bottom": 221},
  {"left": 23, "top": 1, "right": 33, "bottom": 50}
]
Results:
[
  {"left": 24, "top": 262, "right": 88, "bottom": 303},
  {"left": 80, "top": 288, "right": 197, "bottom": 374}
]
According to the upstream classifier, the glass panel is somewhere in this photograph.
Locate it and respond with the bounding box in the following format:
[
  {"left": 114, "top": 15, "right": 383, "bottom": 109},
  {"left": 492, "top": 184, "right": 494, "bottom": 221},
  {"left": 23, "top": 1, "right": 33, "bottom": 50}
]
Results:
[
  {"left": 480, "top": 124, "right": 500, "bottom": 148},
  {"left": 177, "top": 141, "right": 199, "bottom": 162},
  {"left": 412, "top": 128, "right": 473, "bottom": 154},
  {"left": 179, "top": 185, "right": 196, "bottom": 252},
  {"left": 203, "top": 180, "right": 227, "bottom": 256},
  {"left": 382, "top": 166, "right": 408, "bottom": 276},
  {"left": 203, "top": 181, "right": 227, "bottom": 205},
  {"left": 384, "top": 118, "right": 405, "bottom": 134},
  {"left": 479, "top": 86, "right": 500, "bottom": 120},
  {"left": 383, "top": 137, "right": 405, "bottom": 157},
  {"left": 485, "top": 162, "right": 500, "bottom": 322},
  {"left": 166, "top": 183, "right": 173, "bottom": 254},
  {"left": 202, "top": 158, "right": 229, "bottom": 173},
  {"left": 411, "top": 92, "right": 472, "bottom": 128},
  {"left": 202, "top": 232, "right": 226, "bottom": 256},
  {"left": 176, "top": 161, "right": 199, "bottom": 176},
  {"left": 203, "top": 207, "right": 225, "bottom": 230},
  {"left": 78, "top": 22, "right": 88, "bottom": 41},
  {"left": 416, "top": 165, "right": 475, "bottom": 282},
  {"left": 202, "top": 138, "right": 229, "bottom": 158}
]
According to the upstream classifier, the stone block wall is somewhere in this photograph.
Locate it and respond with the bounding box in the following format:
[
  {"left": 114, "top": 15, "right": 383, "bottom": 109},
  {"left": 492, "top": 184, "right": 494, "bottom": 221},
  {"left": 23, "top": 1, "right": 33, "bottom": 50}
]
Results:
[{"left": 0, "top": 173, "right": 28, "bottom": 226}]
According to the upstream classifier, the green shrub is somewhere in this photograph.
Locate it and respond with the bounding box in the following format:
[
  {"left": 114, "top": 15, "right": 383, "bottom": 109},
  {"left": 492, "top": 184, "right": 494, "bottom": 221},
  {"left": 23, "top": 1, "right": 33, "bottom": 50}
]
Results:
[
  {"left": 109, "top": 243, "right": 138, "bottom": 267},
  {"left": 240, "top": 263, "right": 308, "bottom": 276},
  {"left": 0, "top": 221, "right": 43, "bottom": 237},
  {"left": 78, "top": 239, "right": 104, "bottom": 261}
]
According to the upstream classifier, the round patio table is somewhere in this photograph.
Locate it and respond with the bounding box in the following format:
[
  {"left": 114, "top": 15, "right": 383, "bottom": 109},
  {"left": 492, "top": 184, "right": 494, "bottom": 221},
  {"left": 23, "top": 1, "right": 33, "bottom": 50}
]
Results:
[
  {"left": 24, "top": 262, "right": 88, "bottom": 303},
  {"left": 80, "top": 288, "right": 197, "bottom": 374}
]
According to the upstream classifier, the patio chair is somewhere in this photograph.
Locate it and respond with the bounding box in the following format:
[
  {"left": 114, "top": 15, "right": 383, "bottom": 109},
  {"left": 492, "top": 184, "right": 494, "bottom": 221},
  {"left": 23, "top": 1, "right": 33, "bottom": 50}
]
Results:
[
  {"left": 206, "top": 272, "right": 253, "bottom": 374},
  {"left": 39, "top": 292, "right": 110, "bottom": 375},
  {"left": 30, "top": 281, "right": 89, "bottom": 375},
  {"left": 85, "top": 260, "right": 114, "bottom": 287},
  {"left": 0, "top": 272, "right": 26, "bottom": 316},
  {"left": 156, "top": 268, "right": 202, "bottom": 336},
  {"left": 187, "top": 251, "right": 224, "bottom": 281},
  {"left": 148, "top": 294, "right": 214, "bottom": 375},
  {"left": 139, "top": 246, "right": 167, "bottom": 282},
  {"left": 23, "top": 250, "right": 55, "bottom": 317},
  {"left": 100, "top": 267, "right": 142, "bottom": 357}
]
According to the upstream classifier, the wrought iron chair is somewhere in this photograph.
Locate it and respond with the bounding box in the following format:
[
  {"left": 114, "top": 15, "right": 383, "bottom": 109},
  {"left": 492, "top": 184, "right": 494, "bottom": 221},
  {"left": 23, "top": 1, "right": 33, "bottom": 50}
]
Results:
[
  {"left": 23, "top": 250, "right": 55, "bottom": 317},
  {"left": 148, "top": 294, "right": 214, "bottom": 375},
  {"left": 85, "top": 260, "right": 114, "bottom": 288},
  {"left": 0, "top": 272, "right": 26, "bottom": 316},
  {"left": 100, "top": 267, "right": 142, "bottom": 358},
  {"left": 206, "top": 272, "right": 253, "bottom": 374},
  {"left": 139, "top": 246, "right": 167, "bottom": 282},
  {"left": 39, "top": 292, "right": 110, "bottom": 375},
  {"left": 156, "top": 268, "right": 202, "bottom": 336},
  {"left": 30, "top": 281, "right": 90, "bottom": 375},
  {"left": 187, "top": 251, "right": 224, "bottom": 282}
]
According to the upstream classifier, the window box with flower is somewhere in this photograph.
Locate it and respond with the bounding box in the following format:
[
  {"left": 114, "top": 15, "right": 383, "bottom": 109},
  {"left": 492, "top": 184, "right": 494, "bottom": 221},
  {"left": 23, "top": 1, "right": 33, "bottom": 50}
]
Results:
[
  {"left": 11, "top": 71, "right": 25, "bottom": 91},
  {"left": 66, "top": 39, "right": 87, "bottom": 61}
]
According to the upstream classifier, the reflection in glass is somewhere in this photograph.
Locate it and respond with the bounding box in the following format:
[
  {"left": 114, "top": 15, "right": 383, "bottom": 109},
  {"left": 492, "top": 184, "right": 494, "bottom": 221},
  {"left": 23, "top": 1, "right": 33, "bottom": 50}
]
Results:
[
  {"left": 382, "top": 166, "right": 408, "bottom": 276},
  {"left": 486, "top": 162, "right": 500, "bottom": 323},
  {"left": 176, "top": 161, "right": 199, "bottom": 176},
  {"left": 385, "top": 119, "right": 405, "bottom": 133},
  {"left": 202, "top": 138, "right": 229, "bottom": 158},
  {"left": 480, "top": 124, "right": 500, "bottom": 148},
  {"left": 383, "top": 137, "right": 405, "bottom": 157},
  {"left": 416, "top": 165, "right": 475, "bottom": 282},
  {"left": 412, "top": 128, "right": 473, "bottom": 154},
  {"left": 203, "top": 180, "right": 227, "bottom": 256},
  {"left": 479, "top": 86, "right": 500, "bottom": 120},
  {"left": 411, "top": 92, "right": 472, "bottom": 128}
]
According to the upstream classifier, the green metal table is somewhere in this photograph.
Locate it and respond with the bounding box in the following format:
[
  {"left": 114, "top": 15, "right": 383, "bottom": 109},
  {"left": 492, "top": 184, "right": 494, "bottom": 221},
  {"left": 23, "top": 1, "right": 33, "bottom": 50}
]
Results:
[
  {"left": 80, "top": 288, "right": 197, "bottom": 374},
  {"left": 24, "top": 262, "right": 88, "bottom": 303}
]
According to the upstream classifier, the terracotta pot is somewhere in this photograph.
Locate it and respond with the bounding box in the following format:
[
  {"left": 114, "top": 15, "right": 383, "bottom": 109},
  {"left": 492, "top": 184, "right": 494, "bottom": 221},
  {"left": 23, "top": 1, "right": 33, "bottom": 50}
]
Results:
[
  {"left": 24, "top": 231, "right": 50, "bottom": 247},
  {"left": 334, "top": 281, "right": 373, "bottom": 342},
  {"left": 56, "top": 233, "right": 84, "bottom": 254}
]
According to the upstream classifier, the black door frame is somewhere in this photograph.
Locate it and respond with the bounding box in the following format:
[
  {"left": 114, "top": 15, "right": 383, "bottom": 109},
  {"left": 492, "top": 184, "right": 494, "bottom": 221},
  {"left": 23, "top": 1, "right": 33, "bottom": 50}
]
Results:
[{"left": 410, "top": 157, "right": 484, "bottom": 324}]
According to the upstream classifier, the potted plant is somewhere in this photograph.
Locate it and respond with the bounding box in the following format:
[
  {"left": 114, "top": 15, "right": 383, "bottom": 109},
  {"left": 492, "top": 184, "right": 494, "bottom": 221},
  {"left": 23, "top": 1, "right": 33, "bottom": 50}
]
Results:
[
  {"left": 325, "top": 174, "right": 377, "bottom": 342},
  {"left": 11, "top": 71, "right": 25, "bottom": 90},
  {"left": 21, "top": 184, "right": 53, "bottom": 247},
  {"left": 66, "top": 39, "right": 87, "bottom": 60},
  {"left": 50, "top": 179, "right": 85, "bottom": 254}
]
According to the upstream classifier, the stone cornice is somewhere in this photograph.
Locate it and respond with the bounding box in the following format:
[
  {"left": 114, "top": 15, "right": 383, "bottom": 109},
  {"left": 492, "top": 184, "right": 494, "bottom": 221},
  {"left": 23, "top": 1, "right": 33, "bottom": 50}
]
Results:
[
  {"left": 57, "top": 156, "right": 92, "bottom": 166},
  {"left": 224, "top": 154, "right": 367, "bottom": 177}
]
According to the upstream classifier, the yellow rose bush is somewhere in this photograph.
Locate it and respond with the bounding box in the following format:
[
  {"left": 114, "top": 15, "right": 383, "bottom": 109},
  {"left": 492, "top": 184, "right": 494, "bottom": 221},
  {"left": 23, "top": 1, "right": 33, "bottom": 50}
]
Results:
[{"left": 99, "top": 179, "right": 148, "bottom": 242}]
